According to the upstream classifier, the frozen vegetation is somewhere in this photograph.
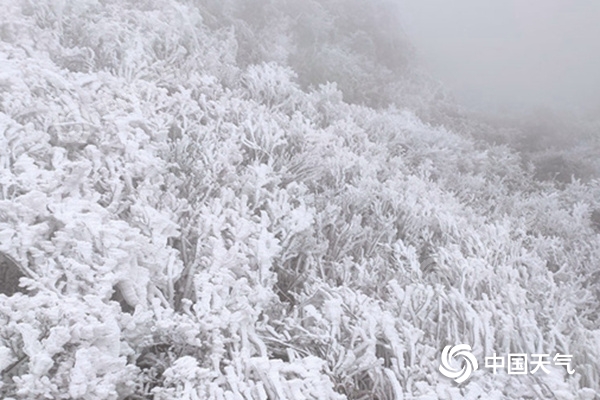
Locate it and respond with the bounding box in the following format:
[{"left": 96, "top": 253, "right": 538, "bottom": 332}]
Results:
[{"left": 0, "top": 0, "right": 599, "bottom": 398}]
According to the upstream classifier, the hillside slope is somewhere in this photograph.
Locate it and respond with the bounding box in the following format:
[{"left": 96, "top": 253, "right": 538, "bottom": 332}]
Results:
[{"left": 1, "top": 0, "right": 599, "bottom": 399}]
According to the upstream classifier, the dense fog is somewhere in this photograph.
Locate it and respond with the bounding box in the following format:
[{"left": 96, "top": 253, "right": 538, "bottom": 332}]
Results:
[{"left": 397, "top": 0, "right": 600, "bottom": 114}]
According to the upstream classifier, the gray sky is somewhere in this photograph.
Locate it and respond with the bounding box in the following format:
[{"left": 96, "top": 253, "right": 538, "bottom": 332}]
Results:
[{"left": 397, "top": 0, "right": 600, "bottom": 113}]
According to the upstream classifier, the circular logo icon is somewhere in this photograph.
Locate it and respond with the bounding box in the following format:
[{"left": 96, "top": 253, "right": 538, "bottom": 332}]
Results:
[{"left": 439, "top": 344, "right": 478, "bottom": 383}]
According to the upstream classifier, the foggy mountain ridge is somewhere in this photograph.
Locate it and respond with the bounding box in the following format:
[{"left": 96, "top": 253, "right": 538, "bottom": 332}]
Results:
[{"left": 397, "top": 0, "right": 600, "bottom": 114}]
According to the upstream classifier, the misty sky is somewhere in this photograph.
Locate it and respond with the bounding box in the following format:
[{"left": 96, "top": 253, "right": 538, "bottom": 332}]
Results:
[{"left": 397, "top": 0, "right": 600, "bottom": 113}]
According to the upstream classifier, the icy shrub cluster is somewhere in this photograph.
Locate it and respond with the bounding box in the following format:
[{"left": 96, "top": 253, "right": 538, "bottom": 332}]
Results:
[{"left": 0, "top": 0, "right": 599, "bottom": 399}]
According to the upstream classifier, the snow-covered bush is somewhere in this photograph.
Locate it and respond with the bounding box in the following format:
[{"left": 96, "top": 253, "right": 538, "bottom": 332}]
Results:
[{"left": 1, "top": 0, "right": 599, "bottom": 398}]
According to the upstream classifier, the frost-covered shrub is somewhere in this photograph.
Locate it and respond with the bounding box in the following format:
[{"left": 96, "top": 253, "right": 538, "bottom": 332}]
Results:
[
  {"left": 0, "top": 292, "right": 139, "bottom": 399},
  {"left": 1, "top": 0, "right": 600, "bottom": 398},
  {"left": 240, "top": 62, "right": 301, "bottom": 111}
]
